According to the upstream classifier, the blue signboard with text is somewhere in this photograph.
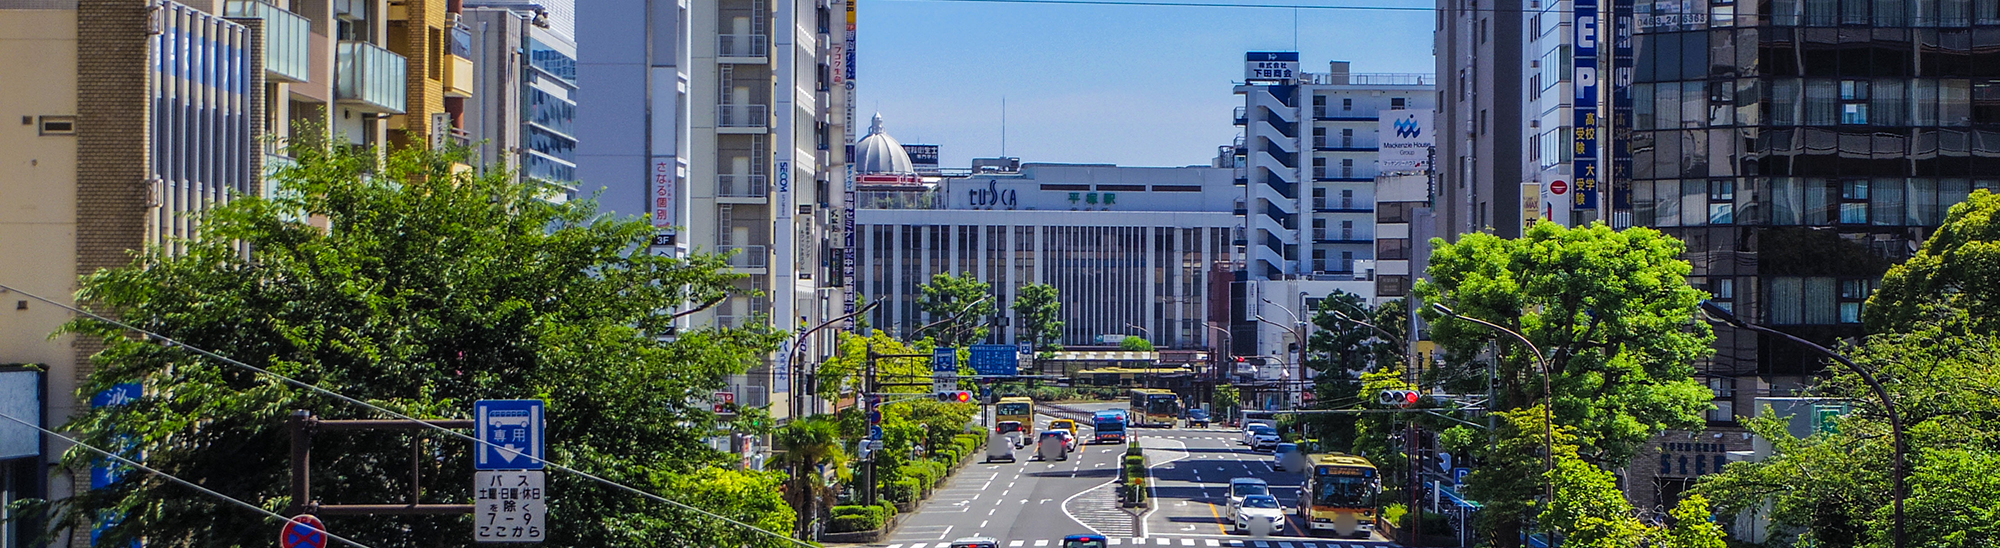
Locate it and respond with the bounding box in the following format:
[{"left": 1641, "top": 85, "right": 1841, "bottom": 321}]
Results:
[
  {"left": 931, "top": 347, "right": 957, "bottom": 373},
  {"left": 968, "top": 345, "right": 1020, "bottom": 376},
  {"left": 475, "top": 400, "right": 546, "bottom": 471}
]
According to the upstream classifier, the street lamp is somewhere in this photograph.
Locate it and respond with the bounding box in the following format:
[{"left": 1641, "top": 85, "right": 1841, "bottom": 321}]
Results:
[
  {"left": 1698, "top": 300, "right": 1905, "bottom": 548},
  {"left": 789, "top": 300, "right": 881, "bottom": 418},
  {"left": 1430, "top": 303, "right": 1556, "bottom": 504},
  {"left": 1262, "top": 297, "right": 1313, "bottom": 406}
]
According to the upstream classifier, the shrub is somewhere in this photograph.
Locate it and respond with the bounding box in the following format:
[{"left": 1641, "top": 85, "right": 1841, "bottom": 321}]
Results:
[
  {"left": 884, "top": 478, "right": 919, "bottom": 503},
  {"left": 830, "top": 505, "right": 871, "bottom": 518},
  {"left": 828, "top": 514, "right": 880, "bottom": 533},
  {"left": 878, "top": 501, "right": 898, "bottom": 520}
]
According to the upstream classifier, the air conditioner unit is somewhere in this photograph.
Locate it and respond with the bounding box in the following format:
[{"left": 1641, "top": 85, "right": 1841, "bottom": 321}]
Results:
[{"left": 1531, "top": 120, "right": 1541, "bottom": 128}]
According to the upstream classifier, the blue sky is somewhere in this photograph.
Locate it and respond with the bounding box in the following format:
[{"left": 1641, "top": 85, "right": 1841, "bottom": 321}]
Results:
[{"left": 854, "top": 0, "right": 1437, "bottom": 168}]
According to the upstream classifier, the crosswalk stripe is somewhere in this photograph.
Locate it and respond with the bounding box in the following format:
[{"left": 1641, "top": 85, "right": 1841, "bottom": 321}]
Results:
[
  {"left": 1009, "top": 541, "right": 1024, "bottom": 547},
  {"left": 886, "top": 544, "right": 902, "bottom": 548},
  {"left": 1205, "top": 540, "right": 1221, "bottom": 547},
  {"left": 1108, "top": 540, "right": 1121, "bottom": 546},
  {"left": 1035, "top": 541, "right": 1050, "bottom": 547},
  {"left": 1156, "top": 539, "right": 1170, "bottom": 545},
  {"left": 1131, "top": 538, "right": 1144, "bottom": 546},
  {"left": 1181, "top": 539, "right": 1195, "bottom": 545}
]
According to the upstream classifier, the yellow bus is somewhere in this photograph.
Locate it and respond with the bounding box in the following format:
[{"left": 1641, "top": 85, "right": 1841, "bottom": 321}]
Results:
[
  {"left": 996, "top": 396, "right": 1035, "bottom": 437},
  {"left": 1127, "top": 389, "right": 1179, "bottom": 428},
  {"left": 1299, "top": 453, "right": 1381, "bottom": 538}
]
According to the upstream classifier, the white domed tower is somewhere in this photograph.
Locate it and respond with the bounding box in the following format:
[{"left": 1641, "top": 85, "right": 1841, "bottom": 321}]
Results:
[{"left": 854, "top": 114, "right": 921, "bottom": 186}]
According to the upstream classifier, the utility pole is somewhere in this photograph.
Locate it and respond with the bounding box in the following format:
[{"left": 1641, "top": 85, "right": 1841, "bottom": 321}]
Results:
[{"left": 862, "top": 346, "right": 878, "bottom": 506}]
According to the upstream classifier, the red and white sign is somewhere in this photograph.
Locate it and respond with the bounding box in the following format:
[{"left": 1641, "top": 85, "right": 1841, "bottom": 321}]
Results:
[
  {"left": 650, "top": 159, "right": 676, "bottom": 228},
  {"left": 1549, "top": 180, "right": 1569, "bottom": 195},
  {"left": 713, "top": 391, "right": 736, "bottom": 414}
]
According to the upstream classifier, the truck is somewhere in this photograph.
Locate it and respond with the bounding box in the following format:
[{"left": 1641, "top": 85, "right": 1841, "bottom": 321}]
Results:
[{"left": 1091, "top": 410, "right": 1128, "bottom": 444}]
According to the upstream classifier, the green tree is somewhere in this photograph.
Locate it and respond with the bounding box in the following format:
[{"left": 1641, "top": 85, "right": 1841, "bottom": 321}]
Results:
[
  {"left": 46, "top": 140, "right": 794, "bottom": 547},
  {"left": 915, "top": 272, "right": 996, "bottom": 348},
  {"left": 1418, "top": 221, "right": 1715, "bottom": 547},
  {"left": 1866, "top": 190, "right": 2000, "bottom": 334},
  {"left": 1012, "top": 283, "right": 1065, "bottom": 355},
  {"left": 1695, "top": 331, "right": 2000, "bottom": 548},
  {"left": 1305, "top": 292, "right": 1404, "bottom": 450},
  {"left": 774, "top": 416, "right": 847, "bottom": 536},
  {"left": 1119, "top": 336, "right": 1155, "bottom": 351}
]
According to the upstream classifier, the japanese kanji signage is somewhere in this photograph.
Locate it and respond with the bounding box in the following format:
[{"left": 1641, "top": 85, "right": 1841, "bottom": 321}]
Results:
[{"left": 474, "top": 471, "right": 546, "bottom": 543}]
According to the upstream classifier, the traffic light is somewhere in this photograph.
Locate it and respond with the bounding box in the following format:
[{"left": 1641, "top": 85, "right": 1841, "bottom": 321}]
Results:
[
  {"left": 936, "top": 390, "right": 972, "bottom": 403},
  {"left": 1377, "top": 389, "right": 1422, "bottom": 408}
]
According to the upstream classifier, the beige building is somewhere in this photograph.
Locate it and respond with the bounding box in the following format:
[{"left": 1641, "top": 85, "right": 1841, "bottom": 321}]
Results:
[{"left": 0, "top": 1, "right": 455, "bottom": 544}]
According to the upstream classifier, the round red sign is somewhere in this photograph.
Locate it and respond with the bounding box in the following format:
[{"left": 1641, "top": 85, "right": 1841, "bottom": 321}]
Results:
[
  {"left": 1550, "top": 180, "right": 1569, "bottom": 195},
  {"left": 282, "top": 515, "right": 327, "bottom": 548}
]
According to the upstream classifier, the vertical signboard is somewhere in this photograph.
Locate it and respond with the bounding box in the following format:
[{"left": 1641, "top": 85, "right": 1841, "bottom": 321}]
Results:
[
  {"left": 1610, "top": 0, "right": 1636, "bottom": 219},
  {"left": 649, "top": 158, "right": 675, "bottom": 230},
  {"left": 1541, "top": 177, "right": 1571, "bottom": 223},
  {"left": 841, "top": 0, "right": 859, "bottom": 328},
  {"left": 90, "top": 383, "right": 142, "bottom": 547},
  {"left": 1521, "top": 183, "right": 1542, "bottom": 233},
  {"left": 1378, "top": 110, "right": 1435, "bottom": 173},
  {"left": 1572, "top": 0, "right": 1601, "bottom": 214}
]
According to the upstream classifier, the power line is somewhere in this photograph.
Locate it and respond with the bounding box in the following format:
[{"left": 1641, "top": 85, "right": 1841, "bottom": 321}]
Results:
[
  {"left": 0, "top": 283, "right": 813, "bottom": 548},
  {"left": 0, "top": 410, "right": 378, "bottom": 548},
  {"left": 886, "top": 0, "right": 1579, "bottom": 14}
]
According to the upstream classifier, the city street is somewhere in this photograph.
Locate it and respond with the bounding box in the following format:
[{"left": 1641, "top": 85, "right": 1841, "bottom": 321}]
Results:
[{"left": 860, "top": 403, "right": 1394, "bottom": 548}]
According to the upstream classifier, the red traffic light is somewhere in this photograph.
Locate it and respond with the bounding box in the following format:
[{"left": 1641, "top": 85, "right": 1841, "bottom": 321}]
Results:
[
  {"left": 938, "top": 390, "right": 972, "bottom": 403},
  {"left": 1377, "top": 389, "right": 1422, "bottom": 408},
  {"left": 955, "top": 391, "right": 971, "bottom": 403}
]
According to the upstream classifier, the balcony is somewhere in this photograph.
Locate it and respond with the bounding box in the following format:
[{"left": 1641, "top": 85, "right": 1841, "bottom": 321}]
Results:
[
  {"left": 716, "top": 104, "right": 769, "bottom": 130},
  {"left": 717, "top": 34, "right": 769, "bottom": 62},
  {"left": 224, "top": 1, "right": 312, "bottom": 83},
  {"left": 1233, "top": 106, "right": 1247, "bottom": 126},
  {"left": 718, "top": 174, "right": 768, "bottom": 198},
  {"left": 444, "top": 26, "right": 473, "bottom": 98},
  {"left": 335, "top": 41, "right": 408, "bottom": 114},
  {"left": 720, "top": 245, "right": 769, "bottom": 269}
]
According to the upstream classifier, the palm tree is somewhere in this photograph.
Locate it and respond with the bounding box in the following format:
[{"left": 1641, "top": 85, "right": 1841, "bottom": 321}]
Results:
[{"left": 775, "top": 416, "right": 848, "bottom": 538}]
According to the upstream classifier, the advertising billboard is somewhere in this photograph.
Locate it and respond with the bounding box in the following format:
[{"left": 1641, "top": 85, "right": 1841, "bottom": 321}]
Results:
[
  {"left": 1378, "top": 110, "right": 1434, "bottom": 173},
  {"left": 1244, "top": 51, "right": 1299, "bottom": 82}
]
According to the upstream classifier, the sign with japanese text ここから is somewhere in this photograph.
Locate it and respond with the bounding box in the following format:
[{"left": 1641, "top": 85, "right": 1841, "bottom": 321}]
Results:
[{"left": 475, "top": 470, "right": 546, "bottom": 543}]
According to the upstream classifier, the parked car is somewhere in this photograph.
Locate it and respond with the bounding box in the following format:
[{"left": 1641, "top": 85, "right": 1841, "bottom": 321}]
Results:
[
  {"left": 1226, "top": 477, "right": 1271, "bottom": 514},
  {"left": 950, "top": 536, "right": 1000, "bottom": 548},
  {"left": 1243, "top": 424, "right": 1280, "bottom": 451},
  {"left": 1231, "top": 495, "right": 1288, "bottom": 534},
  {"left": 1061, "top": 534, "right": 1108, "bottom": 548},
  {"left": 1186, "top": 408, "right": 1211, "bottom": 428}
]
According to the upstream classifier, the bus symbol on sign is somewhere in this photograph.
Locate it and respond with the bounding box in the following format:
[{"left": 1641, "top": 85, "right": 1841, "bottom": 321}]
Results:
[{"left": 476, "top": 400, "right": 546, "bottom": 470}]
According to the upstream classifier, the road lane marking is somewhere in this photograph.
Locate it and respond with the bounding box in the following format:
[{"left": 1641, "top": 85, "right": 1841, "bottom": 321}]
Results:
[
  {"left": 989, "top": 508, "right": 997, "bottom": 515},
  {"left": 980, "top": 520, "right": 988, "bottom": 528},
  {"left": 1009, "top": 541, "right": 1024, "bottom": 547},
  {"left": 1182, "top": 539, "right": 1196, "bottom": 545},
  {"left": 1036, "top": 540, "right": 1050, "bottom": 547},
  {"left": 1108, "top": 540, "right": 1121, "bottom": 545},
  {"left": 1157, "top": 539, "right": 1170, "bottom": 545},
  {"left": 1206, "top": 541, "right": 1221, "bottom": 546}
]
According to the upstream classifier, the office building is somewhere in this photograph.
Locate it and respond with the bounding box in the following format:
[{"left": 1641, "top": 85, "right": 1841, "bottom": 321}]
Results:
[
  {"left": 854, "top": 160, "right": 1239, "bottom": 351},
  {"left": 1434, "top": 0, "right": 1527, "bottom": 237},
  {"left": 1227, "top": 53, "right": 1432, "bottom": 370},
  {"left": 0, "top": 0, "right": 421, "bottom": 544},
  {"left": 576, "top": 0, "right": 850, "bottom": 449},
  {"left": 462, "top": 2, "right": 578, "bottom": 197}
]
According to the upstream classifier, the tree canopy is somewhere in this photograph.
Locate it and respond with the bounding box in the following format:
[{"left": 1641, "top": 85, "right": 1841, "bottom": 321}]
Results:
[
  {"left": 1417, "top": 221, "right": 1715, "bottom": 546},
  {"left": 47, "top": 141, "right": 795, "bottom": 547},
  {"left": 1011, "top": 284, "right": 1064, "bottom": 355},
  {"left": 915, "top": 273, "right": 996, "bottom": 348},
  {"left": 1866, "top": 189, "right": 2000, "bottom": 335},
  {"left": 1118, "top": 336, "right": 1155, "bottom": 351}
]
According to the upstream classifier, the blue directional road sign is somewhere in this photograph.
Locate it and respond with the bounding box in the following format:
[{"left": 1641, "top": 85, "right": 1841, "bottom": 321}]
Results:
[
  {"left": 931, "top": 347, "right": 957, "bottom": 373},
  {"left": 968, "top": 345, "right": 1019, "bottom": 376},
  {"left": 475, "top": 400, "right": 546, "bottom": 470}
]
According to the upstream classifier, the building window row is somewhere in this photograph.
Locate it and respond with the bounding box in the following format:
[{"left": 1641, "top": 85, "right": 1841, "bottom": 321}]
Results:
[
  {"left": 1629, "top": 77, "right": 1996, "bottom": 130},
  {"left": 1630, "top": 176, "right": 1988, "bottom": 227}
]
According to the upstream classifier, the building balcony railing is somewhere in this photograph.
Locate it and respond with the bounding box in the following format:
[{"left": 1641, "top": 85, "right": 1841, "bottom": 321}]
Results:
[
  {"left": 225, "top": 1, "right": 312, "bottom": 83},
  {"left": 718, "top": 174, "right": 768, "bottom": 198},
  {"left": 716, "top": 104, "right": 769, "bottom": 129},
  {"left": 335, "top": 41, "right": 408, "bottom": 114},
  {"left": 717, "top": 34, "right": 769, "bottom": 60},
  {"left": 1302, "top": 72, "right": 1436, "bottom": 86},
  {"left": 720, "top": 245, "right": 768, "bottom": 269},
  {"left": 1233, "top": 106, "right": 1247, "bottom": 126}
]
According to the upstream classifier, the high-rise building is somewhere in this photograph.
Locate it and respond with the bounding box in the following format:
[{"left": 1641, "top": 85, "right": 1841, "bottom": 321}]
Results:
[
  {"left": 1434, "top": 0, "right": 1526, "bottom": 237},
  {"left": 0, "top": 1, "right": 419, "bottom": 544},
  {"left": 462, "top": 2, "right": 578, "bottom": 198},
  {"left": 576, "top": 0, "right": 848, "bottom": 453},
  {"left": 1228, "top": 53, "right": 1432, "bottom": 368}
]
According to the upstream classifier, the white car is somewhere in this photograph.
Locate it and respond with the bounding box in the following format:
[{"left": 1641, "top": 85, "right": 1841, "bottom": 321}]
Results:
[
  {"left": 1232, "top": 495, "right": 1288, "bottom": 534},
  {"left": 1226, "top": 477, "right": 1271, "bottom": 514},
  {"left": 1242, "top": 425, "right": 1280, "bottom": 451}
]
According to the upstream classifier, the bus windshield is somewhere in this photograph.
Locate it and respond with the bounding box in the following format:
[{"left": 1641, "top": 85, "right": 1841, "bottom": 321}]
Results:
[
  {"left": 1146, "top": 396, "right": 1178, "bottom": 416},
  {"left": 997, "top": 402, "right": 1031, "bottom": 416},
  {"left": 1311, "top": 473, "right": 1377, "bottom": 508}
]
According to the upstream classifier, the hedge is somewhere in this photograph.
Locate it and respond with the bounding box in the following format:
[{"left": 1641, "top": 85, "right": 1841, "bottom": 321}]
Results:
[
  {"left": 828, "top": 514, "right": 880, "bottom": 533},
  {"left": 884, "top": 478, "right": 920, "bottom": 503}
]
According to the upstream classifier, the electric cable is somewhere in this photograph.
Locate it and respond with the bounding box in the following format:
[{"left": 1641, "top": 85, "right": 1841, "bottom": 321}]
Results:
[
  {"left": 0, "top": 410, "right": 378, "bottom": 548},
  {"left": 886, "top": 0, "right": 1580, "bottom": 14},
  {"left": 0, "top": 283, "right": 814, "bottom": 548}
]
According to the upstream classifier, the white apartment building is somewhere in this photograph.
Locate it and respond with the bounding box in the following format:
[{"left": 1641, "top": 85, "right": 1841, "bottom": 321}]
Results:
[
  {"left": 1227, "top": 53, "right": 1432, "bottom": 372},
  {"left": 576, "top": 0, "right": 849, "bottom": 455}
]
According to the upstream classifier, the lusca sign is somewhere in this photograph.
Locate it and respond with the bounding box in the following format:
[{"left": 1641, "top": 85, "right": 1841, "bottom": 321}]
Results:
[{"left": 474, "top": 399, "right": 549, "bottom": 543}]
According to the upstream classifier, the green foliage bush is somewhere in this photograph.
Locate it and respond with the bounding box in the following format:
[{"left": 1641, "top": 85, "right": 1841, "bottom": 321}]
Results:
[
  {"left": 884, "top": 478, "right": 920, "bottom": 504},
  {"left": 827, "top": 514, "right": 880, "bottom": 533}
]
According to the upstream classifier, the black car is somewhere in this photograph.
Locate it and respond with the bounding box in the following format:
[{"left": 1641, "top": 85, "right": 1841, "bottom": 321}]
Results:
[{"left": 1186, "top": 408, "right": 1211, "bottom": 428}]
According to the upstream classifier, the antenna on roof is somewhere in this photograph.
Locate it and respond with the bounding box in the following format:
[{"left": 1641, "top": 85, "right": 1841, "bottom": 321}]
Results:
[{"left": 1001, "top": 96, "right": 1008, "bottom": 157}]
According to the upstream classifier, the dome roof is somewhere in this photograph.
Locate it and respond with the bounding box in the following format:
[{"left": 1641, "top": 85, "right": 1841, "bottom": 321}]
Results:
[{"left": 854, "top": 114, "right": 915, "bottom": 175}]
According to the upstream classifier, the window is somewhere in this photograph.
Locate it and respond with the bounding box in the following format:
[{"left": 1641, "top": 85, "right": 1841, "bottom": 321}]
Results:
[
  {"left": 37, "top": 115, "right": 75, "bottom": 135},
  {"left": 1341, "top": 128, "right": 1354, "bottom": 147},
  {"left": 1839, "top": 279, "right": 1874, "bottom": 323},
  {"left": 1709, "top": 180, "right": 1735, "bottom": 224},
  {"left": 1341, "top": 158, "right": 1354, "bottom": 178},
  {"left": 1343, "top": 98, "right": 1353, "bottom": 111},
  {"left": 1341, "top": 189, "right": 1355, "bottom": 208},
  {"left": 1840, "top": 80, "right": 1870, "bottom": 125},
  {"left": 1341, "top": 220, "right": 1355, "bottom": 239},
  {"left": 1390, "top": 97, "right": 1407, "bottom": 110},
  {"left": 1378, "top": 239, "right": 1410, "bottom": 260},
  {"left": 1840, "top": 180, "right": 1870, "bottom": 224}
]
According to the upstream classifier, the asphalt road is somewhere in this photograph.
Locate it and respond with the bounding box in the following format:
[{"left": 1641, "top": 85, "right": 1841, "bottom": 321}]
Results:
[{"left": 856, "top": 403, "right": 1396, "bottom": 548}]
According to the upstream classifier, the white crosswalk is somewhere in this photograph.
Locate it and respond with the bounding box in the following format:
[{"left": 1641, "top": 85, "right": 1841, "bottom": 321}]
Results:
[{"left": 884, "top": 539, "right": 1391, "bottom": 548}]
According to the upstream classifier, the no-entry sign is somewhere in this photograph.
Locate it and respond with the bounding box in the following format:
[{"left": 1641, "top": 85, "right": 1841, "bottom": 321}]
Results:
[
  {"left": 281, "top": 515, "right": 328, "bottom": 548},
  {"left": 1550, "top": 180, "right": 1569, "bottom": 195}
]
